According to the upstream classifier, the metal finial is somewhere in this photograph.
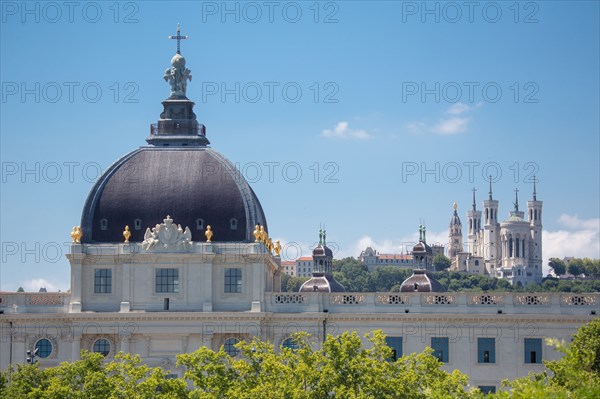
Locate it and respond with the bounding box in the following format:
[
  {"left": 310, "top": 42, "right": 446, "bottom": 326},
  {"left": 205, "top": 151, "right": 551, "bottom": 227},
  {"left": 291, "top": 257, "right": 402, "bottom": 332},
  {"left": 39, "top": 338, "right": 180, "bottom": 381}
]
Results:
[
  {"left": 488, "top": 175, "right": 493, "bottom": 200},
  {"left": 533, "top": 176, "right": 537, "bottom": 201},
  {"left": 472, "top": 187, "right": 477, "bottom": 211},
  {"left": 514, "top": 188, "right": 519, "bottom": 211},
  {"left": 168, "top": 23, "right": 188, "bottom": 54}
]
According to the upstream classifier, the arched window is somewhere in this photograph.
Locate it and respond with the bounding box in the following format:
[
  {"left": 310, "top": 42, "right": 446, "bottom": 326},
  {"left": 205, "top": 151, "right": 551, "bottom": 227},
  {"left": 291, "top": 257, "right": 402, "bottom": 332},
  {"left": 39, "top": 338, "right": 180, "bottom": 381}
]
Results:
[
  {"left": 224, "top": 338, "right": 240, "bottom": 357},
  {"left": 93, "top": 339, "right": 110, "bottom": 356},
  {"left": 100, "top": 218, "right": 108, "bottom": 231},
  {"left": 230, "top": 218, "right": 238, "bottom": 230},
  {"left": 485, "top": 209, "right": 489, "bottom": 221},
  {"left": 475, "top": 260, "right": 479, "bottom": 266},
  {"left": 133, "top": 218, "right": 142, "bottom": 230},
  {"left": 515, "top": 238, "right": 520, "bottom": 257},
  {"left": 509, "top": 238, "right": 513, "bottom": 258},
  {"left": 196, "top": 218, "right": 204, "bottom": 230},
  {"left": 35, "top": 338, "right": 53, "bottom": 358},
  {"left": 282, "top": 337, "right": 299, "bottom": 351},
  {"left": 522, "top": 240, "right": 526, "bottom": 258},
  {"left": 534, "top": 209, "right": 538, "bottom": 220}
]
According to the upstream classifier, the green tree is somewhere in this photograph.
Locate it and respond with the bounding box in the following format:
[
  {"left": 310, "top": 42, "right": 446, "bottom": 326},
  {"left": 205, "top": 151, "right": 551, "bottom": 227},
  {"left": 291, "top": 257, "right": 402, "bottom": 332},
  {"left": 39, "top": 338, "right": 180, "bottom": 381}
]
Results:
[
  {"left": 548, "top": 258, "right": 566, "bottom": 276},
  {"left": 16, "top": 287, "right": 24, "bottom": 292},
  {"left": 177, "top": 330, "right": 477, "bottom": 399},
  {"left": 0, "top": 351, "right": 187, "bottom": 399},
  {"left": 286, "top": 276, "right": 309, "bottom": 292},
  {"left": 567, "top": 258, "right": 585, "bottom": 277},
  {"left": 280, "top": 273, "right": 291, "bottom": 292},
  {"left": 433, "top": 254, "right": 452, "bottom": 271}
]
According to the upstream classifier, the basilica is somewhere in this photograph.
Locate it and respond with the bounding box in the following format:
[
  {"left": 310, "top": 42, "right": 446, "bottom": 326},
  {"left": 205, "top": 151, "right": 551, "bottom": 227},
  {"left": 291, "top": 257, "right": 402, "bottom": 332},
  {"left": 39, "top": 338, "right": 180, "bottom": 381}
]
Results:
[
  {"left": 0, "top": 28, "right": 597, "bottom": 394},
  {"left": 448, "top": 181, "right": 544, "bottom": 286}
]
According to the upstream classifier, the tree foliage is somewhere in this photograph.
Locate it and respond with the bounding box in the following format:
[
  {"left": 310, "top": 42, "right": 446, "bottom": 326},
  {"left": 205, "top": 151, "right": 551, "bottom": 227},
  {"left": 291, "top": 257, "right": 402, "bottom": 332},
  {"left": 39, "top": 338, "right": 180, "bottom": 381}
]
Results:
[
  {"left": 326, "top": 257, "right": 600, "bottom": 293},
  {"left": 432, "top": 254, "right": 451, "bottom": 271},
  {"left": 3, "top": 320, "right": 600, "bottom": 398},
  {"left": 548, "top": 258, "right": 566, "bottom": 276}
]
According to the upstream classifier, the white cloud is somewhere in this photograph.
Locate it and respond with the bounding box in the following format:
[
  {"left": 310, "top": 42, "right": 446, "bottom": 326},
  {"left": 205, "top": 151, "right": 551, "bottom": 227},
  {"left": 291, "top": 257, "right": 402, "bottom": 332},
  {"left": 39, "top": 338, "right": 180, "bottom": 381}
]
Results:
[
  {"left": 322, "top": 121, "right": 371, "bottom": 139},
  {"left": 557, "top": 214, "right": 600, "bottom": 231},
  {"left": 22, "top": 278, "right": 58, "bottom": 292},
  {"left": 432, "top": 117, "right": 471, "bottom": 135},
  {"left": 543, "top": 214, "right": 600, "bottom": 267},
  {"left": 446, "top": 103, "right": 472, "bottom": 115},
  {"left": 407, "top": 102, "right": 481, "bottom": 135}
]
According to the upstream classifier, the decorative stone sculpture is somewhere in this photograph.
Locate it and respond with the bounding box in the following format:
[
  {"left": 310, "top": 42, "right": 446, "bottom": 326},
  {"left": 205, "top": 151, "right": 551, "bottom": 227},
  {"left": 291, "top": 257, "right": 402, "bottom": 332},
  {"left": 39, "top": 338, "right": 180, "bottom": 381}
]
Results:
[
  {"left": 142, "top": 215, "right": 192, "bottom": 251},
  {"left": 164, "top": 54, "right": 192, "bottom": 98},
  {"left": 123, "top": 225, "right": 131, "bottom": 243},
  {"left": 70, "top": 226, "right": 82, "bottom": 244},
  {"left": 205, "top": 225, "right": 213, "bottom": 242}
]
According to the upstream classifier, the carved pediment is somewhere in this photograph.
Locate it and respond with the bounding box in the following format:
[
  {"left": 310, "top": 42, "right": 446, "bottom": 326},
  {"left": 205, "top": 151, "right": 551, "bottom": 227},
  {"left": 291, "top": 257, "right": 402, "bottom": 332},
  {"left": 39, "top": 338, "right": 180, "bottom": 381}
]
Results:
[{"left": 142, "top": 215, "right": 192, "bottom": 251}]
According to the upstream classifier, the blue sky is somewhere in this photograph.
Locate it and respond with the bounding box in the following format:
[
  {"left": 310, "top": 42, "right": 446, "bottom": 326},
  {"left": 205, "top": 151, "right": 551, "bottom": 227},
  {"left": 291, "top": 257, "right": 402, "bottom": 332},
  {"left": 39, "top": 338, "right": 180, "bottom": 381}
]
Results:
[{"left": 1, "top": 1, "right": 599, "bottom": 291}]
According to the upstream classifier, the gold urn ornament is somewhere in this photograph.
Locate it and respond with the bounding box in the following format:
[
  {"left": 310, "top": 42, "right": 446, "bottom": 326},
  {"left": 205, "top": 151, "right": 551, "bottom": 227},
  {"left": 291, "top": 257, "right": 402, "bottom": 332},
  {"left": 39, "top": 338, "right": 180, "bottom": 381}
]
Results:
[
  {"left": 123, "top": 225, "right": 131, "bottom": 243},
  {"left": 205, "top": 225, "right": 213, "bottom": 242}
]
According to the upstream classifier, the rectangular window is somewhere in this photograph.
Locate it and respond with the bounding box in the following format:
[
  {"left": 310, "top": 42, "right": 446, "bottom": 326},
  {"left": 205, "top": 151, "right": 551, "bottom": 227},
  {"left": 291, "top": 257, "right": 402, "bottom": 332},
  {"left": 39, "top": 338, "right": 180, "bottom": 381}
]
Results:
[
  {"left": 431, "top": 337, "right": 449, "bottom": 363},
  {"left": 478, "top": 386, "right": 496, "bottom": 394},
  {"left": 94, "top": 269, "right": 112, "bottom": 294},
  {"left": 385, "top": 336, "right": 402, "bottom": 361},
  {"left": 524, "top": 338, "right": 542, "bottom": 364},
  {"left": 155, "top": 268, "right": 179, "bottom": 293},
  {"left": 478, "top": 338, "right": 496, "bottom": 363},
  {"left": 224, "top": 268, "right": 242, "bottom": 293}
]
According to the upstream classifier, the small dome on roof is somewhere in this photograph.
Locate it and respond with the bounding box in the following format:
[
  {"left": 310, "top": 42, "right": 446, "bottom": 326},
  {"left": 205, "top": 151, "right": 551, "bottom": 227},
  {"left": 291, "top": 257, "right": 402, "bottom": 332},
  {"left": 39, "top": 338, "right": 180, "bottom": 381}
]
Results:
[{"left": 399, "top": 269, "right": 446, "bottom": 293}]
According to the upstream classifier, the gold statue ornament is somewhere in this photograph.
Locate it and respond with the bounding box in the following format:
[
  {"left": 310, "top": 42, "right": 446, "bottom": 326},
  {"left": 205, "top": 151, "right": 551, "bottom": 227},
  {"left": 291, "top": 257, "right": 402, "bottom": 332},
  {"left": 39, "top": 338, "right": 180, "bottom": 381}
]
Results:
[
  {"left": 253, "top": 224, "right": 260, "bottom": 242},
  {"left": 266, "top": 237, "right": 273, "bottom": 252},
  {"left": 274, "top": 240, "right": 282, "bottom": 256},
  {"left": 259, "top": 226, "right": 267, "bottom": 242},
  {"left": 205, "top": 225, "right": 213, "bottom": 242},
  {"left": 70, "top": 226, "right": 82, "bottom": 244},
  {"left": 123, "top": 225, "right": 131, "bottom": 243},
  {"left": 453, "top": 202, "right": 458, "bottom": 211}
]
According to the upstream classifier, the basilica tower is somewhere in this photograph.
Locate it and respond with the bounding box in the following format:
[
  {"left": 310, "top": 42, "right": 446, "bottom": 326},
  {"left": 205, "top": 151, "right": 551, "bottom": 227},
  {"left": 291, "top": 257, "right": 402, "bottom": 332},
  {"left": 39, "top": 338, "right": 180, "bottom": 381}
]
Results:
[
  {"left": 466, "top": 188, "right": 482, "bottom": 255},
  {"left": 448, "top": 202, "right": 463, "bottom": 260},
  {"left": 527, "top": 179, "right": 543, "bottom": 276},
  {"left": 482, "top": 177, "right": 501, "bottom": 274}
]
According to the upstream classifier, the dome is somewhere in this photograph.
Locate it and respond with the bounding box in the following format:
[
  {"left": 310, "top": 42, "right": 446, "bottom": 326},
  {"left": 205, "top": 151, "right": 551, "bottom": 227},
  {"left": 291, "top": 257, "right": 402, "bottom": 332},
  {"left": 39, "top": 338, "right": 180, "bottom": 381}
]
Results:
[
  {"left": 312, "top": 244, "right": 333, "bottom": 257},
  {"left": 399, "top": 269, "right": 446, "bottom": 293},
  {"left": 412, "top": 241, "right": 432, "bottom": 254},
  {"left": 80, "top": 147, "right": 268, "bottom": 243},
  {"left": 299, "top": 273, "right": 345, "bottom": 293}
]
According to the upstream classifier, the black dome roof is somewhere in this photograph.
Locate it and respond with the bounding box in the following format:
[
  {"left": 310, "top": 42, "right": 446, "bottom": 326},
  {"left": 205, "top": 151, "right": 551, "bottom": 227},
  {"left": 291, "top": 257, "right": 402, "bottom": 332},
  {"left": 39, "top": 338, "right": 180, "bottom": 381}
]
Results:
[
  {"left": 399, "top": 269, "right": 446, "bottom": 293},
  {"left": 80, "top": 147, "right": 267, "bottom": 243}
]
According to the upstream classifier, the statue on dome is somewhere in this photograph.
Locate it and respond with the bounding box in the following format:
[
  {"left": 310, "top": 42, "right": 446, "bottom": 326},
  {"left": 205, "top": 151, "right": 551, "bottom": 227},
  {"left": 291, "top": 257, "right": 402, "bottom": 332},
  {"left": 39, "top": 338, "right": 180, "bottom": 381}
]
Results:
[
  {"left": 253, "top": 225, "right": 261, "bottom": 242},
  {"left": 274, "top": 240, "right": 282, "bottom": 256},
  {"left": 70, "top": 226, "right": 82, "bottom": 244},
  {"left": 164, "top": 55, "right": 192, "bottom": 98},
  {"left": 123, "top": 225, "right": 131, "bottom": 243},
  {"left": 259, "top": 226, "right": 267, "bottom": 242},
  {"left": 205, "top": 225, "right": 213, "bottom": 242},
  {"left": 142, "top": 215, "right": 192, "bottom": 251}
]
